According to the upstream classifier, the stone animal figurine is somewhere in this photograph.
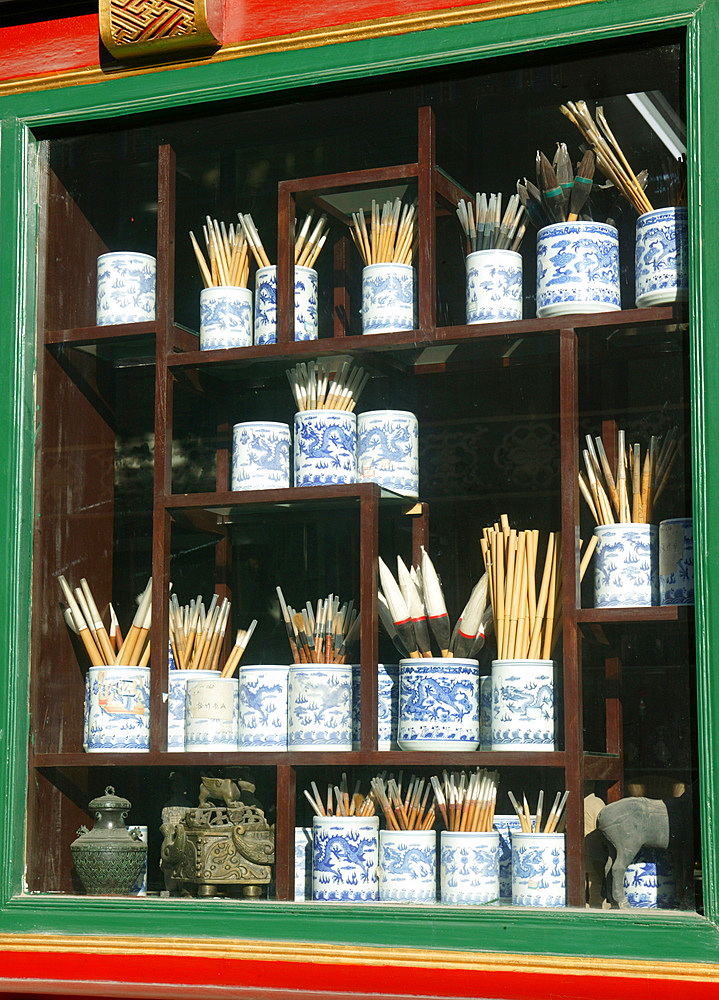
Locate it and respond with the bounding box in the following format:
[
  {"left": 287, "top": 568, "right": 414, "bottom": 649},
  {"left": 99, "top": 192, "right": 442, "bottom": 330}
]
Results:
[
  {"left": 596, "top": 792, "right": 693, "bottom": 909},
  {"left": 199, "top": 776, "right": 255, "bottom": 808}
]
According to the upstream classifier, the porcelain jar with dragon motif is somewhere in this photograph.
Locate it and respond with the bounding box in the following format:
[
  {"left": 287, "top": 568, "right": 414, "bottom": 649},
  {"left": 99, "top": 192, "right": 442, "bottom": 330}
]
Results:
[
  {"left": 231, "top": 421, "right": 291, "bottom": 491},
  {"left": 659, "top": 516, "right": 693, "bottom": 606},
  {"left": 466, "top": 249, "right": 523, "bottom": 324},
  {"left": 238, "top": 664, "right": 289, "bottom": 751},
  {"left": 312, "top": 815, "right": 379, "bottom": 901},
  {"left": 293, "top": 408, "right": 357, "bottom": 486},
  {"left": 379, "top": 828, "right": 436, "bottom": 902},
  {"left": 287, "top": 662, "right": 352, "bottom": 751},
  {"left": 398, "top": 658, "right": 480, "bottom": 751},
  {"left": 86, "top": 665, "right": 150, "bottom": 752},
  {"left": 635, "top": 207, "right": 688, "bottom": 308},
  {"left": 200, "top": 285, "right": 252, "bottom": 350},
  {"left": 490, "top": 658, "right": 555, "bottom": 751},
  {"left": 441, "top": 830, "right": 500, "bottom": 905},
  {"left": 594, "top": 522, "right": 658, "bottom": 607},
  {"left": 352, "top": 662, "right": 399, "bottom": 750},
  {"left": 536, "top": 221, "right": 620, "bottom": 317},
  {"left": 511, "top": 831, "right": 566, "bottom": 907},
  {"left": 96, "top": 252, "right": 156, "bottom": 325},
  {"left": 295, "top": 826, "right": 313, "bottom": 900},
  {"left": 253, "top": 264, "right": 318, "bottom": 344},
  {"left": 357, "top": 409, "right": 419, "bottom": 497},
  {"left": 362, "top": 263, "right": 415, "bottom": 334},
  {"left": 493, "top": 813, "right": 532, "bottom": 903}
]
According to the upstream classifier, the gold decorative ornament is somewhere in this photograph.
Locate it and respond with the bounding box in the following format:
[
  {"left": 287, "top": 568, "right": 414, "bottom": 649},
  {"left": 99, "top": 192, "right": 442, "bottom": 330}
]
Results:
[{"left": 99, "top": 0, "right": 222, "bottom": 61}]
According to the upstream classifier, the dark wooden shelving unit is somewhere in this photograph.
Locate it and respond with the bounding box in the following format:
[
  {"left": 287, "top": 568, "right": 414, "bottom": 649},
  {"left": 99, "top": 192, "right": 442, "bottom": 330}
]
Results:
[{"left": 27, "top": 104, "right": 694, "bottom": 909}]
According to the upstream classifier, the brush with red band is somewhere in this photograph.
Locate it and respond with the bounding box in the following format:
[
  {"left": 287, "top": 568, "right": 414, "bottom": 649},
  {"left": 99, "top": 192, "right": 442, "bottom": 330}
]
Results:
[
  {"left": 420, "top": 546, "right": 451, "bottom": 657},
  {"left": 379, "top": 556, "right": 420, "bottom": 658}
]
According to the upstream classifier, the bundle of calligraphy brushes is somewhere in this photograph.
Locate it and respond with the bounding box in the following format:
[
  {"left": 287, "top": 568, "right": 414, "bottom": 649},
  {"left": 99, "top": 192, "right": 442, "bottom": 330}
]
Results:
[
  {"left": 507, "top": 787, "right": 569, "bottom": 834},
  {"left": 349, "top": 197, "right": 416, "bottom": 266},
  {"left": 480, "top": 517, "right": 563, "bottom": 661},
  {"left": 560, "top": 101, "right": 654, "bottom": 215},
  {"left": 378, "top": 549, "right": 491, "bottom": 661},
  {"left": 370, "top": 773, "right": 436, "bottom": 831},
  {"left": 237, "top": 213, "right": 273, "bottom": 268},
  {"left": 430, "top": 769, "right": 499, "bottom": 833},
  {"left": 276, "top": 586, "right": 359, "bottom": 664},
  {"left": 168, "top": 592, "right": 257, "bottom": 678},
  {"left": 456, "top": 192, "right": 526, "bottom": 254},
  {"left": 303, "top": 774, "right": 376, "bottom": 818},
  {"left": 294, "top": 210, "right": 329, "bottom": 268},
  {"left": 59, "top": 576, "right": 152, "bottom": 668},
  {"left": 189, "top": 216, "right": 250, "bottom": 289},
  {"left": 286, "top": 359, "right": 369, "bottom": 412},
  {"left": 579, "top": 426, "right": 679, "bottom": 526},
  {"left": 517, "top": 144, "right": 597, "bottom": 227}
]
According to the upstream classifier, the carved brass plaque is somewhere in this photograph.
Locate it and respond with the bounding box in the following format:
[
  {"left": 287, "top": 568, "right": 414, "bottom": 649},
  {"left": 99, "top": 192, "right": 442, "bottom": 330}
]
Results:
[{"left": 99, "top": 0, "right": 222, "bottom": 61}]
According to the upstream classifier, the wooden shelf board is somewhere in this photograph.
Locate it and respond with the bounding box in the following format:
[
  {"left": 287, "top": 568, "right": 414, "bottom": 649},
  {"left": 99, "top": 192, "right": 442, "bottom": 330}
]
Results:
[{"left": 576, "top": 606, "right": 690, "bottom": 624}]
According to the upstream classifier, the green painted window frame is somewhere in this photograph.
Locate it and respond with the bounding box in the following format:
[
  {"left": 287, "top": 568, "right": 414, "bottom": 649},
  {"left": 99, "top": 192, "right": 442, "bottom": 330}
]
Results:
[{"left": 1, "top": 0, "right": 718, "bottom": 964}]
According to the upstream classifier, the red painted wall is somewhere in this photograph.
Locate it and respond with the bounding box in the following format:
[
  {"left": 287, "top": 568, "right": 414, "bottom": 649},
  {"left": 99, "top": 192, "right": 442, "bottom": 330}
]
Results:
[{"left": 0, "top": 0, "right": 493, "bottom": 85}]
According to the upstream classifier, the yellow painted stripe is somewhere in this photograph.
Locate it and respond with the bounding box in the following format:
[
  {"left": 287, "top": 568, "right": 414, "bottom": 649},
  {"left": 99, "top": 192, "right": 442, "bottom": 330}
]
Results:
[
  {"left": 0, "top": 0, "right": 600, "bottom": 97},
  {"left": 1, "top": 933, "right": 718, "bottom": 983}
]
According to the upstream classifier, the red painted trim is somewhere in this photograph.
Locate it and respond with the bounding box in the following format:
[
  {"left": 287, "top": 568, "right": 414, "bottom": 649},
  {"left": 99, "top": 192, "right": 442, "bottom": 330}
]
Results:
[
  {"left": 0, "top": 16, "right": 100, "bottom": 83},
  {"left": 2, "top": 950, "right": 719, "bottom": 1000}
]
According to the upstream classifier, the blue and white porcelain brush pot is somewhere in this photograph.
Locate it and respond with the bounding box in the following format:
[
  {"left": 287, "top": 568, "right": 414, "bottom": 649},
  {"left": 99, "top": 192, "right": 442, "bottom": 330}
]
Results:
[
  {"left": 379, "top": 829, "right": 436, "bottom": 902},
  {"left": 294, "top": 409, "right": 357, "bottom": 486},
  {"left": 167, "top": 669, "right": 220, "bottom": 750},
  {"left": 466, "top": 249, "right": 522, "bottom": 324},
  {"left": 96, "top": 252, "right": 156, "bottom": 325},
  {"left": 312, "top": 815, "right": 379, "bottom": 901},
  {"left": 635, "top": 207, "right": 688, "bottom": 308},
  {"left": 398, "top": 658, "right": 480, "bottom": 751},
  {"left": 659, "top": 516, "right": 694, "bottom": 605},
  {"left": 254, "top": 264, "right": 318, "bottom": 343},
  {"left": 536, "top": 221, "right": 620, "bottom": 317},
  {"left": 232, "top": 421, "right": 291, "bottom": 491},
  {"left": 441, "top": 830, "right": 500, "bottom": 905},
  {"left": 362, "top": 263, "right": 415, "bottom": 334},
  {"left": 200, "top": 285, "right": 252, "bottom": 350},
  {"left": 287, "top": 662, "right": 352, "bottom": 750},
  {"left": 184, "top": 675, "right": 239, "bottom": 751},
  {"left": 86, "top": 665, "right": 150, "bottom": 752},
  {"left": 357, "top": 409, "right": 418, "bottom": 497},
  {"left": 594, "top": 523, "right": 658, "bottom": 607},
  {"left": 511, "top": 831, "right": 566, "bottom": 907},
  {"left": 238, "top": 664, "right": 289, "bottom": 750},
  {"left": 491, "top": 658, "right": 554, "bottom": 751}
]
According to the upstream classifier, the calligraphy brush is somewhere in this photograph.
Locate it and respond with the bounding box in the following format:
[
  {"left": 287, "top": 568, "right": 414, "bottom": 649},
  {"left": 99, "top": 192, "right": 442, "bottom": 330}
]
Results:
[
  {"left": 378, "top": 556, "right": 420, "bottom": 658},
  {"left": 397, "top": 555, "right": 432, "bottom": 657},
  {"left": 553, "top": 142, "right": 574, "bottom": 216},
  {"left": 420, "top": 546, "right": 451, "bottom": 657},
  {"left": 567, "top": 149, "right": 596, "bottom": 221},
  {"left": 537, "top": 151, "right": 565, "bottom": 222},
  {"left": 451, "top": 572, "right": 489, "bottom": 659},
  {"left": 517, "top": 180, "right": 548, "bottom": 229}
]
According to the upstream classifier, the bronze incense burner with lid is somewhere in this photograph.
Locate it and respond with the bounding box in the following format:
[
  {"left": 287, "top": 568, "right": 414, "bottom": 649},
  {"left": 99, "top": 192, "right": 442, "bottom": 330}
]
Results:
[
  {"left": 160, "top": 776, "right": 275, "bottom": 897},
  {"left": 70, "top": 786, "right": 146, "bottom": 895}
]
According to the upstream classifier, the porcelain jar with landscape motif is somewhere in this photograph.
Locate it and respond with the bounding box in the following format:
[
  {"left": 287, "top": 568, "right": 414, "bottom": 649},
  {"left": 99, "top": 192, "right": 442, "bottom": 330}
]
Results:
[{"left": 287, "top": 662, "right": 352, "bottom": 751}]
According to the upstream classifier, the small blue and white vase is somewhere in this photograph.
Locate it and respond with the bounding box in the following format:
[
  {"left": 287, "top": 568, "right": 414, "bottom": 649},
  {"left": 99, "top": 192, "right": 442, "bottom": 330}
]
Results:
[
  {"left": 398, "top": 658, "right": 480, "bottom": 751},
  {"left": 635, "top": 207, "right": 688, "bottom": 308},
  {"left": 184, "top": 676, "right": 239, "bottom": 751},
  {"left": 491, "top": 658, "right": 555, "bottom": 751},
  {"left": 200, "top": 285, "right": 252, "bottom": 350},
  {"left": 253, "top": 264, "right": 318, "bottom": 343},
  {"left": 287, "top": 662, "right": 352, "bottom": 751},
  {"left": 167, "top": 668, "right": 220, "bottom": 750},
  {"left": 659, "top": 516, "right": 694, "bottom": 605},
  {"left": 362, "top": 263, "right": 415, "bottom": 334},
  {"left": 466, "top": 249, "right": 522, "bottom": 324},
  {"left": 352, "top": 662, "right": 399, "bottom": 750},
  {"left": 86, "top": 665, "right": 150, "bottom": 752},
  {"left": 493, "top": 813, "right": 529, "bottom": 903},
  {"left": 479, "top": 674, "right": 492, "bottom": 751},
  {"left": 96, "top": 252, "right": 156, "bottom": 326},
  {"left": 379, "top": 829, "right": 436, "bottom": 902},
  {"left": 83, "top": 671, "right": 90, "bottom": 752},
  {"left": 231, "top": 421, "right": 291, "bottom": 491},
  {"left": 312, "top": 815, "right": 379, "bottom": 901},
  {"left": 294, "top": 409, "right": 357, "bottom": 486},
  {"left": 594, "top": 523, "right": 659, "bottom": 608},
  {"left": 511, "top": 832, "right": 566, "bottom": 907},
  {"left": 238, "top": 664, "right": 289, "bottom": 751},
  {"left": 295, "top": 826, "right": 313, "bottom": 901},
  {"left": 357, "top": 409, "right": 419, "bottom": 497},
  {"left": 624, "top": 847, "right": 675, "bottom": 908},
  {"left": 536, "top": 222, "right": 620, "bottom": 317},
  {"left": 441, "top": 831, "right": 500, "bottom": 905}
]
